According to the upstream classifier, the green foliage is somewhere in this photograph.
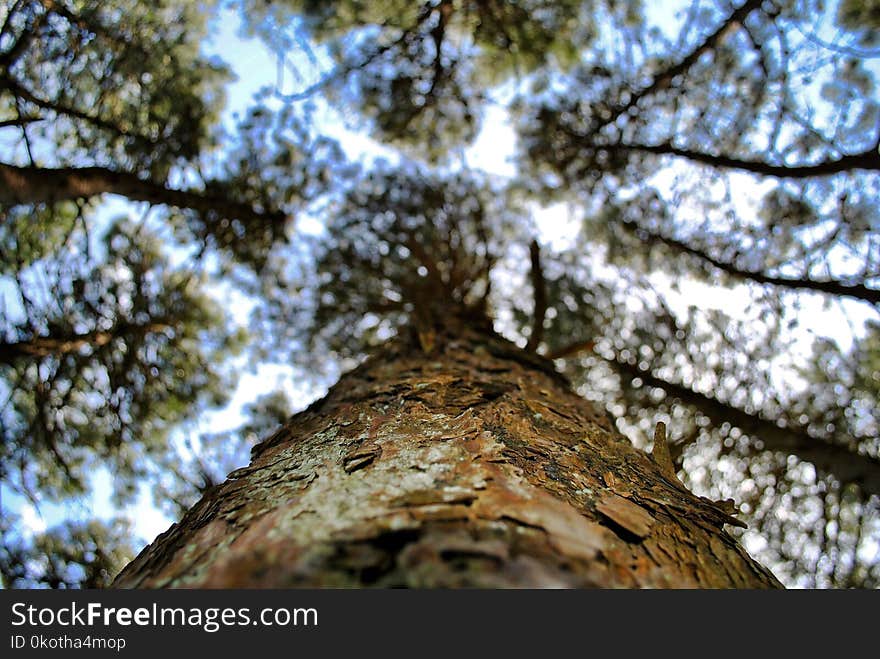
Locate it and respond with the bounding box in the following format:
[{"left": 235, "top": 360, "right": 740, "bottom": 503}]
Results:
[
  {"left": 0, "top": 0, "right": 229, "bottom": 175},
  {"left": 1, "top": 0, "right": 878, "bottom": 590},
  {"left": 304, "top": 167, "right": 530, "bottom": 357},
  {"left": 0, "top": 202, "right": 81, "bottom": 272},
  {"left": 0, "top": 216, "right": 241, "bottom": 503}
]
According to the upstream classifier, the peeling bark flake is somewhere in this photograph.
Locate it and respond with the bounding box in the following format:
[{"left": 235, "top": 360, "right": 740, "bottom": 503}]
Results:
[
  {"left": 596, "top": 492, "right": 655, "bottom": 539},
  {"left": 343, "top": 444, "right": 382, "bottom": 473}
]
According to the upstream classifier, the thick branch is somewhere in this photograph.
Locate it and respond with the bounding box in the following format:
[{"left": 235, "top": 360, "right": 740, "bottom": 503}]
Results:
[
  {"left": 618, "top": 142, "right": 880, "bottom": 178},
  {"left": 0, "top": 163, "right": 287, "bottom": 224},
  {"left": 608, "top": 356, "right": 880, "bottom": 498},
  {"left": 0, "top": 74, "right": 159, "bottom": 146},
  {"left": 0, "top": 116, "right": 42, "bottom": 129},
  {"left": 548, "top": 339, "right": 880, "bottom": 496},
  {"left": 546, "top": 339, "right": 595, "bottom": 360},
  {"left": 0, "top": 321, "right": 173, "bottom": 365},
  {"left": 619, "top": 219, "right": 880, "bottom": 304},
  {"left": 525, "top": 239, "right": 547, "bottom": 352}
]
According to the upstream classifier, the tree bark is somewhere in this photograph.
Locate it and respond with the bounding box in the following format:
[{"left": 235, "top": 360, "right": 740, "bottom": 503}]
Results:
[{"left": 114, "top": 318, "right": 781, "bottom": 588}]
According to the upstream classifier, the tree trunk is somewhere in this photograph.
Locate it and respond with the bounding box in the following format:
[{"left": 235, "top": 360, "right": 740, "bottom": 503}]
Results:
[{"left": 114, "top": 316, "right": 782, "bottom": 588}]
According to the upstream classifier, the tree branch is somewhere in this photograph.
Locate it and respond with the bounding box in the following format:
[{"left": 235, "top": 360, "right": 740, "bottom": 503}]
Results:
[
  {"left": 547, "top": 339, "right": 880, "bottom": 496},
  {"left": 0, "top": 74, "right": 158, "bottom": 146},
  {"left": 526, "top": 239, "right": 547, "bottom": 352},
  {"left": 0, "top": 162, "right": 287, "bottom": 225},
  {"left": 591, "top": 0, "right": 764, "bottom": 133},
  {"left": 546, "top": 339, "right": 595, "bottom": 361},
  {"left": 0, "top": 321, "right": 173, "bottom": 365},
  {"left": 607, "top": 355, "right": 880, "bottom": 498},
  {"left": 0, "top": 116, "right": 42, "bottom": 129},
  {"left": 617, "top": 142, "right": 880, "bottom": 178},
  {"left": 618, "top": 218, "right": 880, "bottom": 304}
]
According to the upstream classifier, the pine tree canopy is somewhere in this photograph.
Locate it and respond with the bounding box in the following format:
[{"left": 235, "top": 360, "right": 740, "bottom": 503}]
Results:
[{"left": 1, "top": 0, "right": 878, "bottom": 588}]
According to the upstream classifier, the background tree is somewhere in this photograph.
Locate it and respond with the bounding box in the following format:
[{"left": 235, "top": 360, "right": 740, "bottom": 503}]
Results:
[
  {"left": 1, "top": 0, "right": 256, "bottom": 581},
  {"left": 241, "top": 0, "right": 591, "bottom": 159},
  {"left": 1, "top": 0, "right": 878, "bottom": 587}
]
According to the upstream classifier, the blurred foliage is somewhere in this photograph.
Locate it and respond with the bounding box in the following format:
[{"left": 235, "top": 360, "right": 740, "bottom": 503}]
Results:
[
  {"left": 0, "top": 511, "right": 136, "bottom": 588},
  {"left": 304, "top": 167, "right": 529, "bottom": 356},
  {"left": 1, "top": 0, "right": 878, "bottom": 588},
  {"left": 0, "top": 0, "right": 229, "bottom": 176},
  {"left": 0, "top": 214, "right": 244, "bottom": 503},
  {"left": 172, "top": 102, "right": 351, "bottom": 271},
  {"left": 239, "top": 0, "right": 598, "bottom": 159}
]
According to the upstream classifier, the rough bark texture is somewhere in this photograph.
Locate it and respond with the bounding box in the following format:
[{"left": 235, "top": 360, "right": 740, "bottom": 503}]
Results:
[{"left": 114, "top": 321, "right": 782, "bottom": 588}]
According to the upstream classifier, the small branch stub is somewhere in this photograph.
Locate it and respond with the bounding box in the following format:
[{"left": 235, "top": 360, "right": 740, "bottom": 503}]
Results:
[
  {"left": 526, "top": 239, "right": 547, "bottom": 353},
  {"left": 651, "top": 420, "right": 747, "bottom": 528},
  {"left": 651, "top": 421, "right": 680, "bottom": 484}
]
